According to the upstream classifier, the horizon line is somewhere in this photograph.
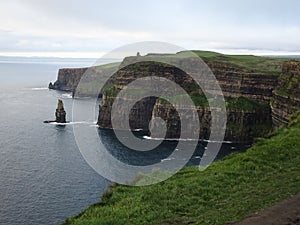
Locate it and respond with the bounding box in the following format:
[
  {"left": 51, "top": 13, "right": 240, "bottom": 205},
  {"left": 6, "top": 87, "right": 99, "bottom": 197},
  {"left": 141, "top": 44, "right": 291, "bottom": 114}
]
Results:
[{"left": 1, "top": 50, "right": 300, "bottom": 59}]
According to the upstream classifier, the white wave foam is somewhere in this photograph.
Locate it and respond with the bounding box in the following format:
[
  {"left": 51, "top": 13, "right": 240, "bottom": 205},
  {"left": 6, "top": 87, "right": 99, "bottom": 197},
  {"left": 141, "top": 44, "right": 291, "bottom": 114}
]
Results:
[
  {"left": 161, "top": 157, "right": 174, "bottom": 162},
  {"left": 142, "top": 135, "right": 152, "bottom": 140},
  {"left": 204, "top": 139, "right": 233, "bottom": 144},
  {"left": 142, "top": 135, "right": 232, "bottom": 143},
  {"left": 48, "top": 121, "right": 95, "bottom": 125},
  {"left": 142, "top": 136, "right": 189, "bottom": 141},
  {"left": 49, "top": 122, "right": 67, "bottom": 125},
  {"left": 62, "top": 93, "right": 73, "bottom": 99},
  {"left": 31, "top": 87, "right": 48, "bottom": 90}
]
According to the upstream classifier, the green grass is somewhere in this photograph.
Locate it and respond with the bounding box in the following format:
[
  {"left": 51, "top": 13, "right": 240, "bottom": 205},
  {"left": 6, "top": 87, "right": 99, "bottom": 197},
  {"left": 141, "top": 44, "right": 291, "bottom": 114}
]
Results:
[
  {"left": 226, "top": 96, "right": 269, "bottom": 111},
  {"left": 122, "top": 50, "right": 289, "bottom": 75},
  {"left": 190, "top": 50, "right": 288, "bottom": 74},
  {"left": 273, "top": 88, "right": 288, "bottom": 97},
  {"left": 63, "top": 113, "right": 300, "bottom": 225},
  {"left": 94, "top": 62, "right": 121, "bottom": 69},
  {"left": 102, "top": 85, "right": 119, "bottom": 97}
]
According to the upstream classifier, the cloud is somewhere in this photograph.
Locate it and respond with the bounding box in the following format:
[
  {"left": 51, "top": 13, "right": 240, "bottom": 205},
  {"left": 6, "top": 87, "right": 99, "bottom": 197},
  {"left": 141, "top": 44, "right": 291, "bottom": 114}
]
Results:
[{"left": 0, "top": 0, "right": 300, "bottom": 57}]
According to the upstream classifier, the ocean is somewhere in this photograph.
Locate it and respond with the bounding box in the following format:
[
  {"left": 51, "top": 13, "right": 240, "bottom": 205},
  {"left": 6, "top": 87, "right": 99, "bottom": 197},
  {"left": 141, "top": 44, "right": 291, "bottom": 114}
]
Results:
[{"left": 0, "top": 57, "right": 249, "bottom": 225}]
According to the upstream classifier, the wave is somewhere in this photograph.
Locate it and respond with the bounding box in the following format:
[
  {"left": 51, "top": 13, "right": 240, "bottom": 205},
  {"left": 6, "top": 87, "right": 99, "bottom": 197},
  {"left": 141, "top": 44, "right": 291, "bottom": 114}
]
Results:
[
  {"left": 204, "top": 139, "right": 232, "bottom": 144},
  {"left": 160, "top": 157, "right": 174, "bottom": 162},
  {"left": 61, "top": 93, "right": 73, "bottom": 99},
  {"left": 133, "top": 128, "right": 143, "bottom": 131},
  {"left": 48, "top": 122, "right": 67, "bottom": 126},
  {"left": 31, "top": 87, "right": 48, "bottom": 90},
  {"left": 142, "top": 135, "right": 232, "bottom": 143},
  {"left": 48, "top": 121, "right": 96, "bottom": 125},
  {"left": 142, "top": 136, "right": 185, "bottom": 141},
  {"left": 142, "top": 136, "right": 197, "bottom": 142}
]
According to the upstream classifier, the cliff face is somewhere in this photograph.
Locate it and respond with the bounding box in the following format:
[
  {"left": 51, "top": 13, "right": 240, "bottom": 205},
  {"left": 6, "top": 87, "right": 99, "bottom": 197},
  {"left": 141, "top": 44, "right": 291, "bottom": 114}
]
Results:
[
  {"left": 49, "top": 68, "right": 88, "bottom": 92},
  {"left": 98, "top": 96, "right": 157, "bottom": 131},
  {"left": 50, "top": 60, "right": 278, "bottom": 101},
  {"left": 49, "top": 54, "right": 300, "bottom": 142},
  {"left": 97, "top": 59, "right": 275, "bottom": 142},
  {"left": 209, "top": 62, "right": 278, "bottom": 102},
  {"left": 150, "top": 100, "right": 271, "bottom": 142},
  {"left": 271, "top": 61, "right": 300, "bottom": 126}
]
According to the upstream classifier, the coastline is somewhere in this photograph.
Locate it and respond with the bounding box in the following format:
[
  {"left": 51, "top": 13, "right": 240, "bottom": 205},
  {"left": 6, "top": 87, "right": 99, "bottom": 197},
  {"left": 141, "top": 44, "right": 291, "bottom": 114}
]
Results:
[
  {"left": 47, "top": 52, "right": 300, "bottom": 224},
  {"left": 62, "top": 112, "right": 300, "bottom": 224}
]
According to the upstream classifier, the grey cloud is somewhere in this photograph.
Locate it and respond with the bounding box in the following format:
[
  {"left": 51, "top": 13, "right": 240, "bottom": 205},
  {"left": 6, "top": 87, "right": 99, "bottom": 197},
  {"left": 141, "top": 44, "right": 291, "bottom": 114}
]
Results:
[{"left": 1, "top": 0, "right": 300, "bottom": 55}]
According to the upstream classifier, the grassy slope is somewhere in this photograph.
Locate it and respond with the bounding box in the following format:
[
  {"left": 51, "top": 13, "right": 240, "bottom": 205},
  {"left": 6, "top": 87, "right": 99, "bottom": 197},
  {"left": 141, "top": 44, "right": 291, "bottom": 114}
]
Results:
[
  {"left": 123, "top": 50, "right": 289, "bottom": 74},
  {"left": 64, "top": 113, "right": 300, "bottom": 225},
  {"left": 190, "top": 50, "right": 288, "bottom": 74}
]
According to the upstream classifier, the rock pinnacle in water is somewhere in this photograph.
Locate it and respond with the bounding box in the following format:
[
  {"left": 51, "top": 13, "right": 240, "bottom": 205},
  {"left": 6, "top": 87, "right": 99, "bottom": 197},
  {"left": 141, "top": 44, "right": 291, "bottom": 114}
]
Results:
[{"left": 55, "top": 99, "right": 66, "bottom": 123}]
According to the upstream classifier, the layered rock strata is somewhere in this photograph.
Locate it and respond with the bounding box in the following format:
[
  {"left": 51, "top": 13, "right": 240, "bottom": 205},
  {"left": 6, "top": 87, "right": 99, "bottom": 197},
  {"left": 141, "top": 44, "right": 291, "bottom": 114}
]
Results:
[{"left": 271, "top": 61, "right": 300, "bottom": 126}]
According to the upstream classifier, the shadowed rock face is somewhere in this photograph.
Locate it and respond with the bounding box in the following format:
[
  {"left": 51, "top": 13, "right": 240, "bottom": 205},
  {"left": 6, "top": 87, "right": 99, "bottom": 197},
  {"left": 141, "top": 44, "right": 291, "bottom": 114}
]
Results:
[
  {"left": 49, "top": 68, "right": 88, "bottom": 92},
  {"left": 271, "top": 61, "right": 300, "bottom": 126},
  {"left": 49, "top": 55, "right": 300, "bottom": 141},
  {"left": 97, "top": 60, "right": 274, "bottom": 142},
  {"left": 55, "top": 99, "right": 66, "bottom": 123}
]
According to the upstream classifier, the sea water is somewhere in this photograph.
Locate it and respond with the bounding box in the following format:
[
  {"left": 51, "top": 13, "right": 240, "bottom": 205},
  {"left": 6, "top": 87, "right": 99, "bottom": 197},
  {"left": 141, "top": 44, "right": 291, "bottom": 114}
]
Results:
[{"left": 0, "top": 57, "right": 249, "bottom": 225}]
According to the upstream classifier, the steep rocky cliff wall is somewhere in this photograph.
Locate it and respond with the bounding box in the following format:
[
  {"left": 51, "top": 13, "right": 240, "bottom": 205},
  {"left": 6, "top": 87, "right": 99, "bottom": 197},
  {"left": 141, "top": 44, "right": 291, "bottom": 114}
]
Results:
[
  {"left": 49, "top": 55, "right": 300, "bottom": 142},
  {"left": 150, "top": 99, "right": 271, "bottom": 142},
  {"left": 49, "top": 58, "right": 278, "bottom": 102},
  {"left": 49, "top": 68, "right": 88, "bottom": 92},
  {"left": 97, "top": 59, "right": 276, "bottom": 142},
  {"left": 271, "top": 61, "right": 300, "bottom": 126},
  {"left": 209, "top": 62, "right": 277, "bottom": 102}
]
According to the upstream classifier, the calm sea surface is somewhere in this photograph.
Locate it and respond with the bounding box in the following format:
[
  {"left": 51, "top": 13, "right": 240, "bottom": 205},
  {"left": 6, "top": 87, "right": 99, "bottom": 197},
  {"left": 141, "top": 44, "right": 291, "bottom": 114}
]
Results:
[{"left": 0, "top": 57, "right": 250, "bottom": 225}]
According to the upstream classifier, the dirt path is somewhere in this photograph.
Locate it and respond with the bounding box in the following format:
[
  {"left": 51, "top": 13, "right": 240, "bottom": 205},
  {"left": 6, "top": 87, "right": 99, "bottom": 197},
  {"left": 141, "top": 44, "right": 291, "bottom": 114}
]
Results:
[{"left": 231, "top": 192, "right": 300, "bottom": 225}]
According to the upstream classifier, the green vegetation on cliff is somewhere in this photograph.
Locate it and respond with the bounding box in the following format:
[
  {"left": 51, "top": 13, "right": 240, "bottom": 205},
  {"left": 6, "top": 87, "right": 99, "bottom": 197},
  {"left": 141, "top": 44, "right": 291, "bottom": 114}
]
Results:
[
  {"left": 226, "top": 96, "right": 269, "bottom": 111},
  {"left": 190, "top": 51, "right": 289, "bottom": 74},
  {"left": 122, "top": 50, "right": 289, "bottom": 74},
  {"left": 63, "top": 113, "right": 300, "bottom": 225}
]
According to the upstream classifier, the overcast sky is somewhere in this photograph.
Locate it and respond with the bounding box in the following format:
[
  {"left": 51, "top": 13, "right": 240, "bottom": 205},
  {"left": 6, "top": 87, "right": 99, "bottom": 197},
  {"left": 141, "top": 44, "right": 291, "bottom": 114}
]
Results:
[{"left": 1, "top": 0, "right": 300, "bottom": 57}]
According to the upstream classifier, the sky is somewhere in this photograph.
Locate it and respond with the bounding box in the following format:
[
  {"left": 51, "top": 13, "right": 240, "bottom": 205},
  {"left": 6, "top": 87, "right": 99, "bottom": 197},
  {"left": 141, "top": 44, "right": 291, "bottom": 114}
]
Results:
[{"left": 1, "top": 0, "right": 300, "bottom": 58}]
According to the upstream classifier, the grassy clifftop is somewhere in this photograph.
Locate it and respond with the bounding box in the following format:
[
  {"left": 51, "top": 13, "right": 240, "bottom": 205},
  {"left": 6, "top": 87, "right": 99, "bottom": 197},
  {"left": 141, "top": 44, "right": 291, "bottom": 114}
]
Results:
[
  {"left": 122, "top": 50, "right": 289, "bottom": 74},
  {"left": 191, "top": 50, "right": 288, "bottom": 74},
  {"left": 63, "top": 113, "right": 300, "bottom": 225}
]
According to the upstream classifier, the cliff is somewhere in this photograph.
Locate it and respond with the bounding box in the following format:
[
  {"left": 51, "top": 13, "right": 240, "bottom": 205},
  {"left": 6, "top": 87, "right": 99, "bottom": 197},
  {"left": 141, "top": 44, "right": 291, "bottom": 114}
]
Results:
[
  {"left": 49, "top": 68, "right": 88, "bottom": 92},
  {"left": 49, "top": 51, "right": 300, "bottom": 142},
  {"left": 97, "top": 57, "right": 276, "bottom": 142},
  {"left": 63, "top": 112, "right": 300, "bottom": 225},
  {"left": 49, "top": 62, "right": 120, "bottom": 97},
  {"left": 271, "top": 61, "right": 300, "bottom": 126},
  {"left": 150, "top": 98, "right": 271, "bottom": 142},
  {"left": 209, "top": 62, "right": 278, "bottom": 102}
]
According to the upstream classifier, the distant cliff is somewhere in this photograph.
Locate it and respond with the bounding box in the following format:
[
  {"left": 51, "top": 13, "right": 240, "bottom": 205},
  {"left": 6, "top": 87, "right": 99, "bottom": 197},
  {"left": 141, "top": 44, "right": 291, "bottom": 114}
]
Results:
[
  {"left": 49, "top": 51, "right": 300, "bottom": 142},
  {"left": 97, "top": 58, "right": 276, "bottom": 142},
  {"left": 49, "top": 68, "right": 88, "bottom": 92}
]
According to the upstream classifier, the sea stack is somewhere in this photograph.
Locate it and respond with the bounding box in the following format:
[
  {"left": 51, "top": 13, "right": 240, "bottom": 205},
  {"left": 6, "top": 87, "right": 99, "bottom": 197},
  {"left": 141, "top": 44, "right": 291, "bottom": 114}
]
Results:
[{"left": 55, "top": 99, "right": 66, "bottom": 123}]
